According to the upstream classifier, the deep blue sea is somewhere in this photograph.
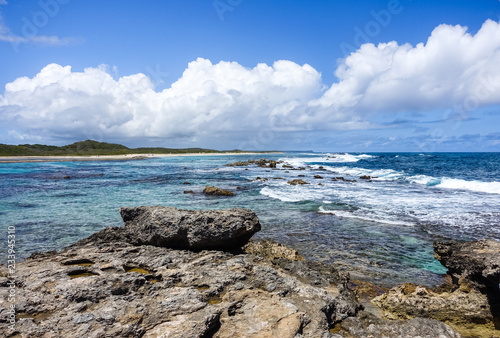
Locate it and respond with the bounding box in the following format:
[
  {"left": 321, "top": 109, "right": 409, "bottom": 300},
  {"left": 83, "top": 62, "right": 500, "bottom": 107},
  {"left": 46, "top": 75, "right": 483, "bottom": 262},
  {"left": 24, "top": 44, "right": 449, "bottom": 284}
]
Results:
[{"left": 1, "top": 152, "right": 499, "bottom": 287}]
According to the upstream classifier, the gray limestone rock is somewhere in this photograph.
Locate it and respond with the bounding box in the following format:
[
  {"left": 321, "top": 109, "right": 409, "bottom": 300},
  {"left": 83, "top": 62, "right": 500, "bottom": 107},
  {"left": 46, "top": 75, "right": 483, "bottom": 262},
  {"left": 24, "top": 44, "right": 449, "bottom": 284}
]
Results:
[
  {"left": 119, "top": 206, "right": 260, "bottom": 250},
  {"left": 0, "top": 226, "right": 360, "bottom": 337},
  {"left": 0, "top": 208, "right": 465, "bottom": 337},
  {"left": 373, "top": 239, "right": 500, "bottom": 337}
]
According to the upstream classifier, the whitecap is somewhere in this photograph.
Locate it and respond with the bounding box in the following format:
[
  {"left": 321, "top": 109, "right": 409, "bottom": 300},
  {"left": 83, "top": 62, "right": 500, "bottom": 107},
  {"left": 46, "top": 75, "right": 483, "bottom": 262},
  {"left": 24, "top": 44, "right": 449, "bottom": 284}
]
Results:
[
  {"left": 318, "top": 206, "right": 415, "bottom": 226},
  {"left": 437, "top": 178, "right": 500, "bottom": 194},
  {"left": 408, "top": 175, "right": 500, "bottom": 194},
  {"left": 260, "top": 186, "right": 325, "bottom": 202},
  {"left": 324, "top": 166, "right": 404, "bottom": 180},
  {"left": 279, "top": 153, "right": 375, "bottom": 166},
  {"left": 408, "top": 175, "right": 441, "bottom": 186}
]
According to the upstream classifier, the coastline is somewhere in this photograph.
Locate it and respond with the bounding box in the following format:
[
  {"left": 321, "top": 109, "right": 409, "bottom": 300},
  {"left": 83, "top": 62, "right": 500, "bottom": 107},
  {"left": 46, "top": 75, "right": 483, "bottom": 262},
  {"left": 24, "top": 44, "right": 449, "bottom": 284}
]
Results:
[
  {"left": 2, "top": 206, "right": 493, "bottom": 337},
  {"left": 0, "top": 152, "right": 283, "bottom": 163}
]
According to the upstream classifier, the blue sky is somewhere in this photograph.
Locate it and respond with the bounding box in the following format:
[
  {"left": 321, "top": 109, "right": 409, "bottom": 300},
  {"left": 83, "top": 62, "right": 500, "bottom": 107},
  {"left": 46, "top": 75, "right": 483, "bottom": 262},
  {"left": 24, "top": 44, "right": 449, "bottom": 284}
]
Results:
[{"left": 1, "top": 0, "right": 500, "bottom": 151}]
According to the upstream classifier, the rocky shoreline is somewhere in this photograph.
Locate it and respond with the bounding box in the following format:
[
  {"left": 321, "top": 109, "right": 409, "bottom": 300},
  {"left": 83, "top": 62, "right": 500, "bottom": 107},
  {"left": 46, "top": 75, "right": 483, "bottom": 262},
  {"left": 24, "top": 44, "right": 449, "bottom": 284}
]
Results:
[
  {"left": 373, "top": 239, "right": 500, "bottom": 337},
  {"left": 1, "top": 206, "right": 498, "bottom": 337}
]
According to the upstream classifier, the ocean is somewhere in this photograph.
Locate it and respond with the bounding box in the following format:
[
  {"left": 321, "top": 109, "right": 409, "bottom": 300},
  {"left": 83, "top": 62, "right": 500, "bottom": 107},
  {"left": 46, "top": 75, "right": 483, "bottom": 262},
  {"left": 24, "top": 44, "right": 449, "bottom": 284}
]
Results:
[{"left": 1, "top": 152, "right": 499, "bottom": 287}]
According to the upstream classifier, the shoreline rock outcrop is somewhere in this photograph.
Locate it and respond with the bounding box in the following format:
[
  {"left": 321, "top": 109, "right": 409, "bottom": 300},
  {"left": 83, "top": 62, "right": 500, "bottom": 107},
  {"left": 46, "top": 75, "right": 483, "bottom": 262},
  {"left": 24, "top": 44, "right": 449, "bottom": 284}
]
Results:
[
  {"left": 373, "top": 239, "right": 500, "bottom": 337},
  {"left": 0, "top": 207, "right": 463, "bottom": 337}
]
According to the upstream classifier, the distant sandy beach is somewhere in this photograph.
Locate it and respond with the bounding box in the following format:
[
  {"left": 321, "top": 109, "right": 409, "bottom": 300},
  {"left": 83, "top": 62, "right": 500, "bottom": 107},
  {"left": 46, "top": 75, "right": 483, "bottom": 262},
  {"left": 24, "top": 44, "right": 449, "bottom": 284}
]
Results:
[{"left": 0, "top": 152, "right": 283, "bottom": 163}]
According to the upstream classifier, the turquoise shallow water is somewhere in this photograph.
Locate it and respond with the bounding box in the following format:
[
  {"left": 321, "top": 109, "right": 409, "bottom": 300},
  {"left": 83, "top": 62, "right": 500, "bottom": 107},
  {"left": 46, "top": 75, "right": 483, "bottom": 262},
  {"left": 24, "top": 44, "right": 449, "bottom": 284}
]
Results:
[{"left": 1, "top": 152, "right": 499, "bottom": 287}]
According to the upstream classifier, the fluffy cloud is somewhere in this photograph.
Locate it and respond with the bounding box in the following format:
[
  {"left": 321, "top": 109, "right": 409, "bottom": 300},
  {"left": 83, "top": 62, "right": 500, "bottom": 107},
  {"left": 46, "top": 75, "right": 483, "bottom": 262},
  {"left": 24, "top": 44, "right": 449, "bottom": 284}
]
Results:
[
  {"left": 313, "top": 19, "right": 500, "bottom": 115},
  {"left": 0, "top": 59, "right": 322, "bottom": 141},
  {"left": 1, "top": 19, "right": 500, "bottom": 144}
]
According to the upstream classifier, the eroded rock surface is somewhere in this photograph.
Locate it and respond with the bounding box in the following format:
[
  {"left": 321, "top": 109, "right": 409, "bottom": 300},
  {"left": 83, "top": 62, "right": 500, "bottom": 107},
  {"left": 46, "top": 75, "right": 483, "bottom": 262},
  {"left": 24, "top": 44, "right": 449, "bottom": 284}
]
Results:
[
  {"left": 120, "top": 206, "right": 259, "bottom": 250},
  {"left": 434, "top": 239, "right": 500, "bottom": 297},
  {"left": 0, "top": 207, "right": 464, "bottom": 338},
  {"left": 373, "top": 239, "right": 500, "bottom": 337},
  {"left": 0, "top": 233, "right": 361, "bottom": 337}
]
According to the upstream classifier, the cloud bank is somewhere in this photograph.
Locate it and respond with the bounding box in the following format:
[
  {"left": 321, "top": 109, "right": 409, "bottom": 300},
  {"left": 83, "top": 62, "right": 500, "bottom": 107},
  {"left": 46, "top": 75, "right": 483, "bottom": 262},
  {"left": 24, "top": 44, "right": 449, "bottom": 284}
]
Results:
[{"left": 1, "top": 19, "right": 500, "bottom": 144}]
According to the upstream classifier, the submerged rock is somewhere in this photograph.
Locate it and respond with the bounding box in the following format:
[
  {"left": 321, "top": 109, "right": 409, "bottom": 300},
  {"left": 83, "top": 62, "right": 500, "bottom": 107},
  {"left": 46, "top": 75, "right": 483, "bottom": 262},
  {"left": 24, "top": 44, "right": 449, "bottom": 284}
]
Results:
[
  {"left": 244, "top": 239, "right": 304, "bottom": 261},
  {"left": 225, "top": 161, "right": 249, "bottom": 166},
  {"left": 227, "top": 158, "right": 278, "bottom": 168},
  {"left": 255, "top": 158, "right": 267, "bottom": 167},
  {"left": 119, "top": 206, "right": 260, "bottom": 250},
  {"left": 288, "top": 179, "right": 309, "bottom": 185},
  {"left": 336, "top": 311, "right": 461, "bottom": 338},
  {"left": 202, "top": 186, "right": 234, "bottom": 196}
]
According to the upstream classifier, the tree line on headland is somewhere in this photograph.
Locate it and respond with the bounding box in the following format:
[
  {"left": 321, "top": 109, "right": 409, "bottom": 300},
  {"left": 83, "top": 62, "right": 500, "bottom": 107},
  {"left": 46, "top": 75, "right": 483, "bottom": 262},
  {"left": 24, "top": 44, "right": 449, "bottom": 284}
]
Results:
[{"left": 0, "top": 140, "right": 248, "bottom": 156}]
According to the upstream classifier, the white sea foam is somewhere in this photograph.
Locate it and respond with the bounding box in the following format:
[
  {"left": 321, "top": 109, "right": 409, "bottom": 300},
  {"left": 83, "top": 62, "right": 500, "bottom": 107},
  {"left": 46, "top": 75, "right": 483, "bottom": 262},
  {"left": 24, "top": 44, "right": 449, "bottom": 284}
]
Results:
[
  {"left": 318, "top": 206, "right": 415, "bottom": 226},
  {"left": 258, "top": 166, "right": 500, "bottom": 233},
  {"left": 279, "top": 154, "right": 500, "bottom": 195},
  {"left": 258, "top": 153, "right": 500, "bottom": 236},
  {"left": 280, "top": 153, "right": 375, "bottom": 167},
  {"left": 322, "top": 167, "right": 500, "bottom": 195},
  {"left": 260, "top": 187, "right": 303, "bottom": 202},
  {"left": 408, "top": 175, "right": 441, "bottom": 186},
  {"left": 260, "top": 186, "right": 325, "bottom": 202},
  {"left": 436, "top": 178, "right": 500, "bottom": 194},
  {"left": 409, "top": 175, "right": 500, "bottom": 194},
  {"left": 324, "top": 166, "right": 404, "bottom": 180},
  {"left": 325, "top": 153, "right": 374, "bottom": 163}
]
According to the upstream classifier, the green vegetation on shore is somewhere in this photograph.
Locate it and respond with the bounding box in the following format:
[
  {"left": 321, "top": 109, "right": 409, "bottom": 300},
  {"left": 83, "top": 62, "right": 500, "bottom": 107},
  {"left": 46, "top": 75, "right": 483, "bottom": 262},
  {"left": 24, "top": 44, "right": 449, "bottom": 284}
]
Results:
[{"left": 0, "top": 140, "right": 263, "bottom": 156}]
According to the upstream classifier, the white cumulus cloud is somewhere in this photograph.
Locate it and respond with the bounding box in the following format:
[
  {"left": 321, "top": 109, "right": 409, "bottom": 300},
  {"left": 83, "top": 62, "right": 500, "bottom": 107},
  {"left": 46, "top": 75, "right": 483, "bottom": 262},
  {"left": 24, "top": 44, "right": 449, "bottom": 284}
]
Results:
[
  {"left": 1, "top": 19, "right": 500, "bottom": 145},
  {"left": 313, "top": 19, "right": 500, "bottom": 115},
  {"left": 0, "top": 59, "right": 322, "bottom": 140}
]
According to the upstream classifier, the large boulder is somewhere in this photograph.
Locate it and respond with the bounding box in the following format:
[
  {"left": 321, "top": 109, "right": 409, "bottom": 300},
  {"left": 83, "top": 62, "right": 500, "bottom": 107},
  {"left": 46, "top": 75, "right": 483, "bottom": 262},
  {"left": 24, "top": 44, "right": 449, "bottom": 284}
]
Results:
[{"left": 119, "top": 206, "right": 260, "bottom": 250}]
